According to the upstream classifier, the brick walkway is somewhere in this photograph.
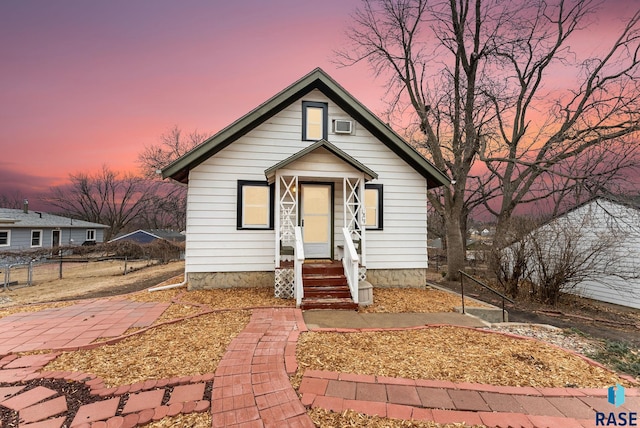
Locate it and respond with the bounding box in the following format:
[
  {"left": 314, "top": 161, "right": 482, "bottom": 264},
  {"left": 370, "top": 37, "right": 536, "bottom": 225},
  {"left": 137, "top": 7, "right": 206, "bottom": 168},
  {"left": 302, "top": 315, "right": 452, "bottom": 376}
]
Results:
[
  {"left": 211, "top": 308, "right": 314, "bottom": 428},
  {"left": 0, "top": 298, "right": 637, "bottom": 427},
  {"left": 298, "top": 369, "right": 640, "bottom": 428},
  {"left": 0, "top": 299, "right": 170, "bottom": 354}
]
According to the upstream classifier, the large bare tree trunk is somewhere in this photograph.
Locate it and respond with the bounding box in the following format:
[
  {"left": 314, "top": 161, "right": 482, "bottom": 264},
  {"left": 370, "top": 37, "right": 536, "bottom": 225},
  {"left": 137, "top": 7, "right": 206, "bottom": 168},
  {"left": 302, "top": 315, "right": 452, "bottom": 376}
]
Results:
[{"left": 444, "top": 208, "right": 465, "bottom": 280}]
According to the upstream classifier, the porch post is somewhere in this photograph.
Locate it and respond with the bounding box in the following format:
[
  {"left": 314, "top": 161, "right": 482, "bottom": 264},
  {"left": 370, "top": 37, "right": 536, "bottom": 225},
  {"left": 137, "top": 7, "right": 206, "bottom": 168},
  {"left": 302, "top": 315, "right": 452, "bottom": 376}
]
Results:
[
  {"left": 343, "top": 177, "right": 348, "bottom": 230},
  {"left": 359, "top": 174, "right": 366, "bottom": 267},
  {"left": 274, "top": 171, "right": 281, "bottom": 268}
]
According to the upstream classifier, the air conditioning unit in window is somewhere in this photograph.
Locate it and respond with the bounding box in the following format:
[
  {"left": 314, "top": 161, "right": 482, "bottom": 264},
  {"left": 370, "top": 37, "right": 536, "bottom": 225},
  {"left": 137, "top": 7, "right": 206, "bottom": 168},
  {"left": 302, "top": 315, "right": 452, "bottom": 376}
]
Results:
[{"left": 333, "top": 119, "right": 353, "bottom": 134}]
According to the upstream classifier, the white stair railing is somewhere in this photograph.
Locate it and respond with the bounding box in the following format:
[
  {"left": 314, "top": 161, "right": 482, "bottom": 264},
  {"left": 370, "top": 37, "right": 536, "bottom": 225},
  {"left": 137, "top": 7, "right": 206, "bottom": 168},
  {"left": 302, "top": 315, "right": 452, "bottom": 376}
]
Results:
[
  {"left": 294, "top": 226, "right": 305, "bottom": 306},
  {"left": 342, "top": 227, "right": 359, "bottom": 304}
]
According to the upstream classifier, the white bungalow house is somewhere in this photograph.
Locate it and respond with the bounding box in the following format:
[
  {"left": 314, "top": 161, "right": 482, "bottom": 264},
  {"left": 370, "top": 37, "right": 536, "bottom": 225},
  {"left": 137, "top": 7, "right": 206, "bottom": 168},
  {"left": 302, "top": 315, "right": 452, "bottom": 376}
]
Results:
[{"left": 162, "top": 68, "right": 449, "bottom": 308}]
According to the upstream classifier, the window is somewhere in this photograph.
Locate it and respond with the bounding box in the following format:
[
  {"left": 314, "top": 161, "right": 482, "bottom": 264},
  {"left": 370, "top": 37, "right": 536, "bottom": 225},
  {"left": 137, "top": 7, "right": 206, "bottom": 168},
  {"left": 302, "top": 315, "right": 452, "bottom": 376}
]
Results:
[
  {"left": 302, "top": 101, "right": 328, "bottom": 141},
  {"left": 31, "top": 230, "right": 42, "bottom": 247},
  {"left": 237, "top": 180, "right": 274, "bottom": 230},
  {"left": 364, "top": 184, "right": 383, "bottom": 230},
  {"left": 0, "top": 230, "right": 9, "bottom": 247},
  {"left": 86, "top": 229, "right": 96, "bottom": 241}
]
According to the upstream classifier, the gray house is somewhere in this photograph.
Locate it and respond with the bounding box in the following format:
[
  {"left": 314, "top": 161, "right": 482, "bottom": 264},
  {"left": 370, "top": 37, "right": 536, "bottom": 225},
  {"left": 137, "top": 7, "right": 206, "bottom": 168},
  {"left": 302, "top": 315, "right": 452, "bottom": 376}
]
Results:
[{"left": 0, "top": 207, "right": 108, "bottom": 251}]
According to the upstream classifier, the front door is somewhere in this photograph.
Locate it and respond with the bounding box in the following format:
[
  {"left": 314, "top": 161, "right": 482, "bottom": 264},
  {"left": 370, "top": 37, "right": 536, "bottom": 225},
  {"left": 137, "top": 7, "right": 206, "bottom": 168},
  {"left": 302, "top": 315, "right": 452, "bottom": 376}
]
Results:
[
  {"left": 52, "top": 230, "right": 61, "bottom": 248},
  {"left": 301, "top": 183, "right": 332, "bottom": 259}
]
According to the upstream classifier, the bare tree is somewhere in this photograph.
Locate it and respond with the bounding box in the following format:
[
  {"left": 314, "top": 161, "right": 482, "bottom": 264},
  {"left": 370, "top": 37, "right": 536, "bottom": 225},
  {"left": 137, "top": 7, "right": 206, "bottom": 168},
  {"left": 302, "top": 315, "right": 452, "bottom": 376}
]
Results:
[
  {"left": 479, "top": 1, "right": 640, "bottom": 241},
  {"left": 138, "top": 125, "right": 208, "bottom": 178},
  {"left": 337, "top": 0, "right": 640, "bottom": 279},
  {"left": 136, "top": 182, "right": 188, "bottom": 232},
  {"left": 137, "top": 125, "right": 208, "bottom": 232},
  {"left": 337, "top": 0, "right": 504, "bottom": 279},
  {"left": 0, "top": 190, "right": 25, "bottom": 209},
  {"left": 46, "top": 166, "right": 156, "bottom": 240}
]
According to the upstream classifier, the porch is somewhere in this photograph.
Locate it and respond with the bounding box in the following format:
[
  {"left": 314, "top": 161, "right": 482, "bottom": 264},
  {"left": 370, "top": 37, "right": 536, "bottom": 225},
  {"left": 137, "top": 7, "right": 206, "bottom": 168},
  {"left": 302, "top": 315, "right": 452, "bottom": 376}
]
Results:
[{"left": 265, "top": 140, "right": 376, "bottom": 307}]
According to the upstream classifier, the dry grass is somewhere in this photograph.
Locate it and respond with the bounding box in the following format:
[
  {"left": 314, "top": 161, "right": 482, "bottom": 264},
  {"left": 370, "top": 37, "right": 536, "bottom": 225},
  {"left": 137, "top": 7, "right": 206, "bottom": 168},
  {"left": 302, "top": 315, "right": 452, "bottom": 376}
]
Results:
[
  {"left": 45, "top": 311, "right": 250, "bottom": 387},
  {"left": 294, "top": 327, "right": 626, "bottom": 388},
  {"left": 362, "top": 287, "right": 489, "bottom": 313},
  {"left": 309, "top": 408, "right": 477, "bottom": 428},
  {"left": 0, "top": 261, "right": 184, "bottom": 307}
]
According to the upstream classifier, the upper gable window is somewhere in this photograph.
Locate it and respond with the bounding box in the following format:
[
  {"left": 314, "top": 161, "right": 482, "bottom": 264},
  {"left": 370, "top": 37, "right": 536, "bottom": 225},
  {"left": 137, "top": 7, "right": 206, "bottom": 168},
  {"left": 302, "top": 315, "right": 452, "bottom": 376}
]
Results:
[{"left": 302, "top": 101, "right": 328, "bottom": 141}]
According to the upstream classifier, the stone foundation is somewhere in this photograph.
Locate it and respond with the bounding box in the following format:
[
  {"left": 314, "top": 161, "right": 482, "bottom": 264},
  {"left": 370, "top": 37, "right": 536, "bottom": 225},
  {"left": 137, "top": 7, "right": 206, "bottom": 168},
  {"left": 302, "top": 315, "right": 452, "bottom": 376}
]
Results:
[
  {"left": 188, "top": 271, "right": 274, "bottom": 290},
  {"left": 366, "top": 268, "right": 427, "bottom": 288}
]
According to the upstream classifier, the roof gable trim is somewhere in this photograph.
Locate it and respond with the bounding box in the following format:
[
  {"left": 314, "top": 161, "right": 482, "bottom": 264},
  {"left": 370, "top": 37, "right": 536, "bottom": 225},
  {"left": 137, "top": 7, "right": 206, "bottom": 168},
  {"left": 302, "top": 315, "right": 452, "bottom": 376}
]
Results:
[
  {"left": 162, "top": 68, "right": 450, "bottom": 188},
  {"left": 264, "top": 139, "right": 378, "bottom": 182}
]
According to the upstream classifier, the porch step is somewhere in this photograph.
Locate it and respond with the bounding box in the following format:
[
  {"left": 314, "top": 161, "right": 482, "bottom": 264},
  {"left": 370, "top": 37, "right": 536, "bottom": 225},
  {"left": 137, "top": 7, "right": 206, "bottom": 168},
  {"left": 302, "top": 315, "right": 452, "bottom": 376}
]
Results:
[
  {"left": 304, "top": 285, "right": 352, "bottom": 299},
  {"left": 301, "top": 260, "right": 356, "bottom": 310},
  {"left": 302, "top": 262, "right": 344, "bottom": 276},
  {"left": 302, "top": 274, "right": 347, "bottom": 287}
]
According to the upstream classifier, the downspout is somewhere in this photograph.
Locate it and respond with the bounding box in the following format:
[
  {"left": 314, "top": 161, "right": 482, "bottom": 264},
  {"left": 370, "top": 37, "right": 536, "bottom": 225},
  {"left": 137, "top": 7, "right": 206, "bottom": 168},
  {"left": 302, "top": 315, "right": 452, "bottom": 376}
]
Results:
[{"left": 148, "top": 274, "right": 188, "bottom": 292}]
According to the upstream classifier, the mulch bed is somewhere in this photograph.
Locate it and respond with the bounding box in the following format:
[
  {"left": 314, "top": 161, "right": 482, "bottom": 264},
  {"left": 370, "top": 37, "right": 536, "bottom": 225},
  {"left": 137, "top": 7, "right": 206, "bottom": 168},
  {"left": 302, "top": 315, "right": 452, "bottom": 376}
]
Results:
[{"left": 293, "top": 327, "right": 628, "bottom": 389}]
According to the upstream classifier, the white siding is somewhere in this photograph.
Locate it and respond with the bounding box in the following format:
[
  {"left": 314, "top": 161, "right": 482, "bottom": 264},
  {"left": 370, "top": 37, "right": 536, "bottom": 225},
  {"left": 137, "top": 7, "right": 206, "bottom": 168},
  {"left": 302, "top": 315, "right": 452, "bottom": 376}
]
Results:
[
  {"left": 527, "top": 199, "right": 640, "bottom": 309},
  {"left": 185, "top": 90, "right": 428, "bottom": 273},
  {"left": 563, "top": 200, "right": 640, "bottom": 309}
]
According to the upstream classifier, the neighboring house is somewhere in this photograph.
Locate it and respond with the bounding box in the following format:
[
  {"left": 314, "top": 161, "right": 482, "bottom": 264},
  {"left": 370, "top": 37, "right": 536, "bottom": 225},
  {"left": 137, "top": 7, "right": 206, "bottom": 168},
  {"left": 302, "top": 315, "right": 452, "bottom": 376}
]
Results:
[
  {"left": 162, "top": 68, "right": 449, "bottom": 305},
  {"left": 0, "top": 206, "right": 109, "bottom": 252},
  {"left": 109, "top": 229, "right": 185, "bottom": 245},
  {"left": 509, "top": 197, "right": 640, "bottom": 310}
]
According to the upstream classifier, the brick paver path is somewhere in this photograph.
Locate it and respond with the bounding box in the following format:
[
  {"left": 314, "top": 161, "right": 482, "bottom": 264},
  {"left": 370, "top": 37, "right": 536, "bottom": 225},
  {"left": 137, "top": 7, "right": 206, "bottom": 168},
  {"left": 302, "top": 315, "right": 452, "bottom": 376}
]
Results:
[
  {"left": 0, "top": 299, "right": 169, "bottom": 354},
  {"left": 211, "top": 308, "right": 314, "bottom": 428},
  {"left": 299, "top": 369, "right": 640, "bottom": 427}
]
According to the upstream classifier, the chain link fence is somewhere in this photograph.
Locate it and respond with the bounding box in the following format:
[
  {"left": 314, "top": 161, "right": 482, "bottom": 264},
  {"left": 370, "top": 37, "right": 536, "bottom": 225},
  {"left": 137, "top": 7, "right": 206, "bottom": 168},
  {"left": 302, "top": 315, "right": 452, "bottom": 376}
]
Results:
[{"left": 1, "top": 240, "right": 183, "bottom": 291}]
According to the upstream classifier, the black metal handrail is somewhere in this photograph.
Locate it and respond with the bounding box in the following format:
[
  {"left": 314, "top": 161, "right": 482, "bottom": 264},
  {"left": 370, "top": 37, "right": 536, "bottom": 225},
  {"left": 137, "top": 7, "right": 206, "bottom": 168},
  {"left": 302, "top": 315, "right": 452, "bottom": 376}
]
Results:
[{"left": 459, "top": 270, "right": 514, "bottom": 322}]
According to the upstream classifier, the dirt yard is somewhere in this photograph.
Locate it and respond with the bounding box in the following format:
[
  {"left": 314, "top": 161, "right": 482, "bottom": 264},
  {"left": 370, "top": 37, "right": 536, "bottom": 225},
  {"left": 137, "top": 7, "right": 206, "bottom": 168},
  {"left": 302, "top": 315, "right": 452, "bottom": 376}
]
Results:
[{"left": 0, "top": 260, "right": 185, "bottom": 307}]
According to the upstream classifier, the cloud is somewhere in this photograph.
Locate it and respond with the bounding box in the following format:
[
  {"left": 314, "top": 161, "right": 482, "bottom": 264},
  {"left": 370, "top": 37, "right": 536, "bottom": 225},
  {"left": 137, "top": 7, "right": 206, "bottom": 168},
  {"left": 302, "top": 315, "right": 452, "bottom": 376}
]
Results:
[{"left": 0, "top": 164, "right": 62, "bottom": 211}]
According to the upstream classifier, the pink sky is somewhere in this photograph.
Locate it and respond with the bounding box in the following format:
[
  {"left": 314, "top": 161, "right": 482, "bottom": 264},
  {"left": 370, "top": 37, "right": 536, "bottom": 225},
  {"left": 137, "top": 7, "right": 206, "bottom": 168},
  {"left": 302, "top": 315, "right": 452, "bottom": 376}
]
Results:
[{"left": 1, "top": 0, "right": 636, "bottom": 210}]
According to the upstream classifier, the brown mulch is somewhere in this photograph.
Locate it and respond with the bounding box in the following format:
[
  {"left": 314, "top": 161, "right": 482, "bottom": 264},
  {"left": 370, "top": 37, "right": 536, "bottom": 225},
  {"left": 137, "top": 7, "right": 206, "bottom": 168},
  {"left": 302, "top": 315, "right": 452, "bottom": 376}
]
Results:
[
  {"left": 144, "top": 413, "right": 211, "bottom": 427},
  {"left": 309, "top": 408, "right": 476, "bottom": 427},
  {"left": 45, "top": 311, "right": 250, "bottom": 387},
  {"left": 293, "top": 327, "right": 627, "bottom": 389},
  {"left": 362, "top": 287, "right": 489, "bottom": 313},
  {"left": 175, "top": 287, "right": 296, "bottom": 309},
  {"left": 0, "top": 301, "right": 74, "bottom": 319}
]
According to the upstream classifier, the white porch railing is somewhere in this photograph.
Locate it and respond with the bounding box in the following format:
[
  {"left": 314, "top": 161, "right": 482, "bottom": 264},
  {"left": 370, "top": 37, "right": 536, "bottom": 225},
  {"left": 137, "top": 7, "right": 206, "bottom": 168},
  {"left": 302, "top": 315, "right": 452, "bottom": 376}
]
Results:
[
  {"left": 294, "top": 226, "right": 305, "bottom": 306},
  {"left": 342, "top": 227, "right": 359, "bottom": 304}
]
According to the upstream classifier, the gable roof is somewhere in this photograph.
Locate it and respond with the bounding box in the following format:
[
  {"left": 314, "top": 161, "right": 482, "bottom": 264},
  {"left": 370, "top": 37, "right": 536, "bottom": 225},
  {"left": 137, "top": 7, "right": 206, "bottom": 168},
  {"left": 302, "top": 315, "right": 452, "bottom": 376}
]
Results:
[
  {"left": 109, "top": 229, "right": 185, "bottom": 244},
  {"left": 548, "top": 195, "right": 640, "bottom": 224},
  {"left": 264, "top": 139, "right": 378, "bottom": 182},
  {"left": 162, "top": 67, "right": 450, "bottom": 189},
  {"left": 0, "top": 208, "right": 109, "bottom": 229}
]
